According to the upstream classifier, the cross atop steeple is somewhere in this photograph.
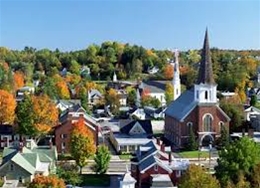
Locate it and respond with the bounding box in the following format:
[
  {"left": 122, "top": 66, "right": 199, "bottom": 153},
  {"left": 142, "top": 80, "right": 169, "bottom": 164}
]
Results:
[{"left": 197, "top": 28, "right": 215, "bottom": 85}]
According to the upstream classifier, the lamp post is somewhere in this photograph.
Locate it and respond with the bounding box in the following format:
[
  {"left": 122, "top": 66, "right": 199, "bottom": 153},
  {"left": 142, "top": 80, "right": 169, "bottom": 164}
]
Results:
[
  {"left": 198, "top": 144, "right": 202, "bottom": 166},
  {"left": 208, "top": 141, "right": 212, "bottom": 173}
]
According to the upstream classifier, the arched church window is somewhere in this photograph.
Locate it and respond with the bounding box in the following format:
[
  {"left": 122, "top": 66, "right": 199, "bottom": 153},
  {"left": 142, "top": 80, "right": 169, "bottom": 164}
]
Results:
[
  {"left": 203, "top": 114, "right": 213, "bottom": 132},
  {"left": 219, "top": 121, "right": 224, "bottom": 131},
  {"left": 187, "top": 122, "right": 193, "bottom": 128}
]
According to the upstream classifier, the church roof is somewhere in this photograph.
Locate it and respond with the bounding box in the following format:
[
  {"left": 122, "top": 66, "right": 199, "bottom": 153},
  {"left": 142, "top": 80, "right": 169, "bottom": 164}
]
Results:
[
  {"left": 197, "top": 29, "right": 215, "bottom": 85},
  {"left": 165, "top": 89, "right": 197, "bottom": 121}
]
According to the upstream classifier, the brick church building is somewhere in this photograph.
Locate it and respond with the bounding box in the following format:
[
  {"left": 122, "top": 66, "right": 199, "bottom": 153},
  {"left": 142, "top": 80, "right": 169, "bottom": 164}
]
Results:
[{"left": 164, "top": 30, "right": 230, "bottom": 148}]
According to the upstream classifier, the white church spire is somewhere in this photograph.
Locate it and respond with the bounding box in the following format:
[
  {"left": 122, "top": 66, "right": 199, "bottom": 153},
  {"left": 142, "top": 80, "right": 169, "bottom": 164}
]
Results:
[
  {"left": 113, "top": 71, "right": 117, "bottom": 82},
  {"left": 172, "top": 49, "right": 181, "bottom": 100}
]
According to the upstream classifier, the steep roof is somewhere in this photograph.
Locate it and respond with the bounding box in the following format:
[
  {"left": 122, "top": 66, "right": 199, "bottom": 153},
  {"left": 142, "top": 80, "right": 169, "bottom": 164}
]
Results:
[
  {"left": 165, "top": 89, "right": 197, "bottom": 121},
  {"left": 120, "top": 120, "right": 153, "bottom": 135},
  {"left": 197, "top": 29, "right": 215, "bottom": 85}
]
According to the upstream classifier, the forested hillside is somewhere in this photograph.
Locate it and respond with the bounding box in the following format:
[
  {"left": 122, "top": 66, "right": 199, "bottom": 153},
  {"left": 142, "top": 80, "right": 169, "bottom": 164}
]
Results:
[{"left": 0, "top": 41, "right": 259, "bottom": 102}]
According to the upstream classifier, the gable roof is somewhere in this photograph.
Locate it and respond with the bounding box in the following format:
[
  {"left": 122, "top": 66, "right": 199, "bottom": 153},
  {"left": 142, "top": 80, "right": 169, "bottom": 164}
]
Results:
[
  {"left": 120, "top": 120, "right": 153, "bottom": 135},
  {"left": 11, "top": 152, "right": 36, "bottom": 175},
  {"left": 165, "top": 89, "right": 197, "bottom": 121},
  {"left": 141, "top": 80, "right": 166, "bottom": 93}
]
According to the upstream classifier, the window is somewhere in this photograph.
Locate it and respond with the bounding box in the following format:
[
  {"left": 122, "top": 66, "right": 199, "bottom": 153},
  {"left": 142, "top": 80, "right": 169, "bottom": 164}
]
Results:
[
  {"left": 19, "top": 177, "right": 22, "bottom": 183},
  {"left": 10, "top": 164, "right": 14, "bottom": 171},
  {"left": 187, "top": 122, "right": 193, "bottom": 127},
  {"left": 219, "top": 122, "right": 224, "bottom": 131},
  {"left": 176, "top": 170, "right": 181, "bottom": 178},
  {"left": 196, "top": 90, "right": 199, "bottom": 99},
  {"left": 120, "top": 145, "right": 127, "bottom": 152},
  {"left": 154, "top": 164, "right": 158, "bottom": 171},
  {"left": 205, "top": 91, "right": 208, "bottom": 99},
  {"left": 61, "top": 142, "right": 66, "bottom": 149},
  {"left": 129, "top": 145, "right": 135, "bottom": 152},
  {"left": 203, "top": 114, "right": 213, "bottom": 132},
  {"left": 61, "top": 134, "right": 67, "bottom": 139}
]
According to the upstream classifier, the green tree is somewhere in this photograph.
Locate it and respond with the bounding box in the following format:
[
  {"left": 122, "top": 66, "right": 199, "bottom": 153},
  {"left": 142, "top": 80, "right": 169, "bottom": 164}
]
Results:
[
  {"left": 235, "top": 173, "right": 251, "bottom": 188},
  {"left": 94, "top": 145, "right": 111, "bottom": 174},
  {"left": 250, "top": 94, "right": 257, "bottom": 107},
  {"left": 218, "top": 126, "right": 229, "bottom": 148},
  {"left": 57, "top": 164, "right": 82, "bottom": 186},
  {"left": 215, "top": 137, "right": 260, "bottom": 186},
  {"left": 179, "top": 164, "right": 220, "bottom": 188},
  {"left": 165, "top": 82, "right": 174, "bottom": 105},
  {"left": 69, "top": 60, "right": 81, "bottom": 75},
  {"left": 187, "top": 125, "right": 198, "bottom": 151},
  {"left": 220, "top": 101, "right": 243, "bottom": 132},
  {"left": 251, "top": 163, "right": 260, "bottom": 188},
  {"left": 16, "top": 94, "right": 37, "bottom": 136},
  {"left": 126, "top": 88, "right": 136, "bottom": 106}
]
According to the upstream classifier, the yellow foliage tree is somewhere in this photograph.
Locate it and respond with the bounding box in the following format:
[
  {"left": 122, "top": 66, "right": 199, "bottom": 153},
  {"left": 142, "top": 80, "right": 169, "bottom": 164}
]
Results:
[
  {"left": 0, "top": 90, "right": 16, "bottom": 124},
  {"left": 32, "top": 95, "right": 58, "bottom": 135}
]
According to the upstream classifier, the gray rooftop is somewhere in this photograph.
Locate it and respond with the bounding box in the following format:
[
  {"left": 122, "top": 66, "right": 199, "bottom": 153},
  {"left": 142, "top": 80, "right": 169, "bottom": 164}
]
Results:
[{"left": 165, "top": 89, "right": 197, "bottom": 121}]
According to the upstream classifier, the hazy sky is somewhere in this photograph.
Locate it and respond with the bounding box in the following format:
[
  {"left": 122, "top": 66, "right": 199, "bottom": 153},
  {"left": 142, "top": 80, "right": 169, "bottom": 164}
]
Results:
[{"left": 0, "top": 0, "right": 259, "bottom": 51}]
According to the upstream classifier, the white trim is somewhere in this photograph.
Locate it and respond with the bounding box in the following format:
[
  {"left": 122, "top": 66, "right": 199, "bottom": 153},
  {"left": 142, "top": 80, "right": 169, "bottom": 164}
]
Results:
[{"left": 129, "top": 122, "right": 146, "bottom": 135}]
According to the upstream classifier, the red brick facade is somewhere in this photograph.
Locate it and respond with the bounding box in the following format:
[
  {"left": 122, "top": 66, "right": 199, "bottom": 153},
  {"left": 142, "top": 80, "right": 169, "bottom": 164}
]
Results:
[
  {"left": 55, "top": 114, "right": 98, "bottom": 153},
  {"left": 165, "top": 104, "right": 230, "bottom": 149}
]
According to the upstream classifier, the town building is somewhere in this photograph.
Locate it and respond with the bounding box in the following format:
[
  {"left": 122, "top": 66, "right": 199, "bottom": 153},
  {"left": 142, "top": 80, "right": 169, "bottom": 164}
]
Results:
[
  {"left": 0, "top": 139, "right": 57, "bottom": 184},
  {"left": 110, "top": 120, "right": 153, "bottom": 154},
  {"left": 55, "top": 104, "right": 99, "bottom": 153},
  {"left": 131, "top": 139, "right": 189, "bottom": 187},
  {"left": 164, "top": 30, "right": 230, "bottom": 149}
]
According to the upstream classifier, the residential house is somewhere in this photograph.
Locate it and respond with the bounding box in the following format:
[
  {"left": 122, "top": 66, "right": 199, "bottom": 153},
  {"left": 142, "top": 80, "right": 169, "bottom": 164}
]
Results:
[
  {"left": 55, "top": 99, "right": 81, "bottom": 112},
  {"left": 55, "top": 104, "right": 99, "bottom": 153},
  {"left": 139, "top": 81, "right": 166, "bottom": 106},
  {"left": 164, "top": 30, "right": 230, "bottom": 149},
  {"left": 117, "top": 89, "right": 128, "bottom": 106},
  {"left": 148, "top": 66, "right": 159, "bottom": 75},
  {"left": 244, "top": 105, "right": 260, "bottom": 131},
  {"left": 16, "top": 86, "right": 35, "bottom": 102},
  {"left": 110, "top": 120, "right": 153, "bottom": 154},
  {"left": 131, "top": 139, "right": 189, "bottom": 188},
  {"left": 0, "top": 139, "right": 57, "bottom": 184},
  {"left": 0, "top": 124, "right": 24, "bottom": 149},
  {"left": 88, "top": 89, "right": 103, "bottom": 106},
  {"left": 144, "top": 106, "right": 166, "bottom": 119},
  {"left": 131, "top": 108, "right": 146, "bottom": 120}
]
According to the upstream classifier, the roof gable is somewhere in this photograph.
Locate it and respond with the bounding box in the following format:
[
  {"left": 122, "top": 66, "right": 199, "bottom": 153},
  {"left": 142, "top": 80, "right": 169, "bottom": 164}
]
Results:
[
  {"left": 129, "top": 122, "right": 146, "bottom": 135},
  {"left": 120, "top": 120, "right": 153, "bottom": 135}
]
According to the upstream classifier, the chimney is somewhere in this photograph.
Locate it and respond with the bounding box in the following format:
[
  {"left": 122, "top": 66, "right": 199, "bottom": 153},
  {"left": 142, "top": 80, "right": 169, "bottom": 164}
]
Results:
[
  {"left": 168, "top": 152, "right": 172, "bottom": 164},
  {"left": 248, "top": 129, "right": 254, "bottom": 138},
  {"left": 19, "top": 142, "right": 23, "bottom": 153},
  {"left": 156, "top": 137, "right": 160, "bottom": 146},
  {"left": 160, "top": 144, "right": 165, "bottom": 152}
]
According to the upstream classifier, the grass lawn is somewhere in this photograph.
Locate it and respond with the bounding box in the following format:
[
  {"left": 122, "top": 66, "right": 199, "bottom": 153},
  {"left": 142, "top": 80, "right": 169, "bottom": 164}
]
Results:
[
  {"left": 178, "top": 151, "right": 209, "bottom": 158},
  {"left": 119, "top": 154, "right": 133, "bottom": 160},
  {"left": 80, "top": 174, "right": 110, "bottom": 186}
]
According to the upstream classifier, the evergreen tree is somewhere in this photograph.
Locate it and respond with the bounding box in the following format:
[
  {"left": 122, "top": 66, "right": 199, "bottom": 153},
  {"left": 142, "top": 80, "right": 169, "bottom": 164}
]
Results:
[
  {"left": 187, "top": 125, "right": 198, "bottom": 151},
  {"left": 218, "top": 126, "right": 229, "bottom": 148},
  {"left": 94, "top": 145, "right": 111, "bottom": 174}
]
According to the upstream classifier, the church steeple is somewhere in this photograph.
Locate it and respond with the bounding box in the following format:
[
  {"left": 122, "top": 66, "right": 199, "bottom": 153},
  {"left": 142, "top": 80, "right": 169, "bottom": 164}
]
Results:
[
  {"left": 197, "top": 28, "right": 215, "bottom": 85},
  {"left": 194, "top": 29, "right": 217, "bottom": 103},
  {"left": 172, "top": 49, "right": 181, "bottom": 100}
]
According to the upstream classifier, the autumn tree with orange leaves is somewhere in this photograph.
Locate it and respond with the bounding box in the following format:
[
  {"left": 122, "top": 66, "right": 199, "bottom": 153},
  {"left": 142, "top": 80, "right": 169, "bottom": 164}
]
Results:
[
  {"left": 32, "top": 95, "right": 58, "bottom": 140},
  {"left": 70, "top": 118, "right": 96, "bottom": 173},
  {"left": 163, "top": 64, "right": 174, "bottom": 80},
  {"left": 0, "top": 90, "right": 16, "bottom": 124},
  {"left": 28, "top": 175, "right": 65, "bottom": 188},
  {"left": 13, "top": 71, "right": 25, "bottom": 91}
]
